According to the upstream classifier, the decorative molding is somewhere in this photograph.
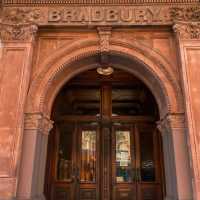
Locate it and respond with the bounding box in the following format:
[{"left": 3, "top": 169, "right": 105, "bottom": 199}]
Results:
[
  {"left": 170, "top": 7, "right": 200, "bottom": 22},
  {"left": 0, "top": 23, "right": 38, "bottom": 41},
  {"left": 97, "top": 26, "right": 112, "bottom": 53},
  {"left": 157, "top": 113, "right": 185, "bottom": 134},
  {"left": 1, "top": 6, "right": 200, "bottom": 27},
  {"left": 173, "top": 21, "right": 200, "bottom": 40},
  {"left": 2, "top": 0, "right": 199, "bottom": 6},
  {"left": 24, "top": 113, "right": 53, "bottom": 135},
  {"left": 97, "top": 26, "right": 112, "bottom": 64},
  {"left": 2, "top": 8, "right": 42, "bottom": 24}
]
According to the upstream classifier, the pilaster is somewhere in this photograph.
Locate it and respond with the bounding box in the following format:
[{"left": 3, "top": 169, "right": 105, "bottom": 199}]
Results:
[
  {"left": 157, "top": 113, "right": 193, "bottom": 200},
  {"left": 173, "top": 18, "right": 200, "bottom": 200},
  {"left": 0, "top": 21, "right": 38, "bottom": 199},
  {"left": 17, "top": 113, "right": 53, "bottom": 200}
]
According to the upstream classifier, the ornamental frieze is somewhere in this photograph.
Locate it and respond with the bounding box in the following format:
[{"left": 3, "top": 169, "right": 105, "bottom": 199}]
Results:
[{"left": 1, "top": 5, "right": 200, "bottom": 27}]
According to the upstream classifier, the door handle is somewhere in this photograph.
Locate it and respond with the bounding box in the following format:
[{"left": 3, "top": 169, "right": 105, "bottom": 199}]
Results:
[
  {"left": 133, "top": 168, "right": 141, "bottom": 182},
  {"left": 136, "top": 168, "right": 141, "bottom": 182},
  {"left": 76, "top": 167, "right": 80, "bottom": 182}
]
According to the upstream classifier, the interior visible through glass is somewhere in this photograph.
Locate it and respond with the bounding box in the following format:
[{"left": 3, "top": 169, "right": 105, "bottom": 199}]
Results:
[
  {"left": 80, "top": 130, "right": 97, "bottom": 182},
  {"left": 57, "top": 124, "right": 74, "bottom": 181},
  {"left": 115, "top": 130, "right": 133, "bottom": 183},
  {"left": 140, "top": 131, "right": 155, "bottom": 182}
]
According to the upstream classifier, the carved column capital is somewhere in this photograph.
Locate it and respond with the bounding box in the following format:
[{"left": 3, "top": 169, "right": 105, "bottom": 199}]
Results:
[
  {"left": 24, "top": 113, "right": 54, "bottom": 135},
  {"left": 0, "top": 23, "right": 38, "bottom": 42},
  {"left": 157, "top": 113, "right": 185, "bottom": 134},
  {"left": 173, "top": 21, "right": 200, "bottom": 40}
]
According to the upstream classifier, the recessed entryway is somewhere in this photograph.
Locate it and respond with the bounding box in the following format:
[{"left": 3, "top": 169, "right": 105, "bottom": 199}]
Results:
[{"left": 44, "top": 68, "right": 165, "bottom": 200}]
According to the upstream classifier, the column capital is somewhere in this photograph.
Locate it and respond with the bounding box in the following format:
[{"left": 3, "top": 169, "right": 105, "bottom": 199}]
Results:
[
  {"left": 173, "top": 21, "right": 200, "bottom": 40},
  {"left": 24, "top": 113, "right": 54, "bottom": 135},
  {"left": 0, "top": 23, "right": 38, "bottom": 42},
  {"left": 157, "top": 113, "right": 185, "bottom": 134}
]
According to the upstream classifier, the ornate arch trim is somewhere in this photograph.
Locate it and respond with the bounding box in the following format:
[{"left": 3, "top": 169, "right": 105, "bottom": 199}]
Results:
[{"left": 26, "top": 38, "right": 183, "bottom": 118}]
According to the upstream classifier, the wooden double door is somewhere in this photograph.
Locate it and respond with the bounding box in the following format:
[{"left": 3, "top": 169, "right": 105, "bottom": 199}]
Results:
[{"left": 46, "top": 119, "right": 164, "bottom": 200}]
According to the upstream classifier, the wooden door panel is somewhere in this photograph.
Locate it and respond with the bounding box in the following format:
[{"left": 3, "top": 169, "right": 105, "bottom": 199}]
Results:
[
  {"left": 52, "top": 185, "right": 72, "bottom": 200},
  {"left": 80, "top": 188, "right": 97, "bottom": 200},
  {"left": 113, "top": 185, "right": 137, "bottom": 200},
  {"left": 138, "top": 184, "right": 162, "bottom": 200}
]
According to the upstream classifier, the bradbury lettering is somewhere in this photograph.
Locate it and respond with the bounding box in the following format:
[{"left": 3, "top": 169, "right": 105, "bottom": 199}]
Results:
[{"left": 48, "top": 7, "right": 172, "bottom": 25}]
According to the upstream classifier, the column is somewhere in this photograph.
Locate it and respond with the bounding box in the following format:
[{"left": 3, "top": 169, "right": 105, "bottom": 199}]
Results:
[
  {"left": 17, "top": 113, "right": 53, "bottom": 200},
  {"left": 173, "top": 20, "right": 200, "bottom": 200},
  {"left": 158, "top": 113, "right": 193, "bottom": 200},
  {"left": 0, "top": 23, "right": 37, "bottom": 199}
]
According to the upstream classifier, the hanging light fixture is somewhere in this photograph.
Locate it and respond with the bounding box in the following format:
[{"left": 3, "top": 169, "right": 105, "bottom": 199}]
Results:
[{"left": 97, "top": 66, "right": 114, "bottom": 76}]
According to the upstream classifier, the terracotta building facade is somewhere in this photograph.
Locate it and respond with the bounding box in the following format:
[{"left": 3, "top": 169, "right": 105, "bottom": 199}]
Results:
[{"left": 0, "top": 1, "right": 200, "bottom": 200}]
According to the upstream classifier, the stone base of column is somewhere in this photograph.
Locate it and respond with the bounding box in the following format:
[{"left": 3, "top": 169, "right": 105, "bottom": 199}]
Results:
[{"left": 17, "top": 194, "right": 46, "bottom": 200}]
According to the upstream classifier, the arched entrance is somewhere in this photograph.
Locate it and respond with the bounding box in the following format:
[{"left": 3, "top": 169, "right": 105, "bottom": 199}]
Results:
[
  {"left": 45, "top": 68, "right": 164, "bottom": 200},
  {"left": 17, "top": 38, "right": 193, "bottom": 200}
]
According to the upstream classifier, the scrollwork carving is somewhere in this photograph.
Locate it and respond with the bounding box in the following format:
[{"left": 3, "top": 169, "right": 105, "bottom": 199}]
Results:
[
  {"left": 97, "top": 26, "right": 112, "bottom": 64},
  {"left": 3, "top": 8, "right": 42, "bottom": 24},
  {"left": 170, "top": 7, "right": 200, "bottom": 22},
  {"left": 0, "top": 8, "right": 42, "bottom": 41},
  {"left": 97, "top": 26, "right": 112, "bottom": 53},
  {"left": 173, "top": 21, "right": 200, "bottom": 40}
]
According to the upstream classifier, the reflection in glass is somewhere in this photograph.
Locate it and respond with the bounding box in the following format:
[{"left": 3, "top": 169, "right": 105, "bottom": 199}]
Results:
[
  {"left": 80, "top": 130, "right": 96, "bottom": 182},
  {"left": 116, "top": 131, "right": 132, "bottom": 183},
  {"left": 57, "top": 124, "right": 74, "bottom": 181},
  {"left": 140, "top": 132, "right": 155, "bottom": 182}
]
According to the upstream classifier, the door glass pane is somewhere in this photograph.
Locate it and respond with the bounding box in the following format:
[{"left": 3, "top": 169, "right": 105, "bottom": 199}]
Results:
[
  {"left": 57, "top": 124, "right": 74, "bottom": 181},
  {"left": 140, "top": 132, "right": 155, "bottom": 182},
  {"left": 115, "top": 130, "right": 132, "bottom": 183},
  {"left": 80, "top": 130, "right": 96, "bottom": 182}
]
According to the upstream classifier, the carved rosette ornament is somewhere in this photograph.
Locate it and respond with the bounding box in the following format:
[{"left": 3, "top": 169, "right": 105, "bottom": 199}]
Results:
[
  {"left": 24, "top": 113, "right": 54, "bottom": 135},
  {"left": 173, "top": 21, "right": 200, "bottom": 40}
]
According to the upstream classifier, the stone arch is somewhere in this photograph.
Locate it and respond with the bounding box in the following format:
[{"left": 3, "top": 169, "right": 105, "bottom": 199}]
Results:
[
  {"left": 26, "top": 37, "right": 183, "bottom": 118},
  {"left": 17, "top": 38, "right": 193, "bottom": 200}
]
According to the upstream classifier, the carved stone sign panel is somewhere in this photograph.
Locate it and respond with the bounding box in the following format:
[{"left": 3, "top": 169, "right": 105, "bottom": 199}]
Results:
[{"left": 1, "top": 6, "right": 200, "bottom": 26}]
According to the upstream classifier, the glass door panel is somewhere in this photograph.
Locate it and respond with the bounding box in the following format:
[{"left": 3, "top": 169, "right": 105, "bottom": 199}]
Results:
[
  {"left": 80, "top": 130, "right": 97, "bottom": 183},
  {"left": 77, "top": 124, "right": 99, "bottom": 200},
  {"left": 112, "top": 125, "right": 137, "bottom": 200},
  {"left": 57, "top": 124, "right": 75, "bottom": 182},
  {"left": 139, "top": 131, "right": 155, "bottom": 182},
  {"left": 115, "top": 130, "right": 132, "bottom": 183}
]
